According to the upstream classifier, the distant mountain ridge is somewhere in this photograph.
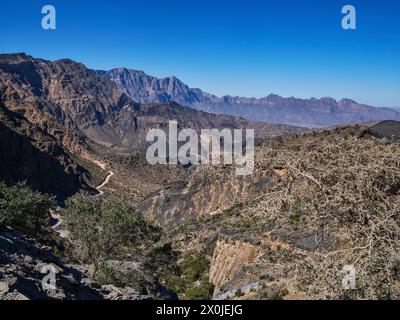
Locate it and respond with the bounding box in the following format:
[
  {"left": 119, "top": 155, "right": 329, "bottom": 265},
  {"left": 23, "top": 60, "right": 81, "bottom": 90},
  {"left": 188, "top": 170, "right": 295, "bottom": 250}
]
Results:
[
  {"left": 97, "top": 68, "right": 400, "bottom": 128},
  {"left": 0, "top": 52, "right": 303, "bottom": 166}
]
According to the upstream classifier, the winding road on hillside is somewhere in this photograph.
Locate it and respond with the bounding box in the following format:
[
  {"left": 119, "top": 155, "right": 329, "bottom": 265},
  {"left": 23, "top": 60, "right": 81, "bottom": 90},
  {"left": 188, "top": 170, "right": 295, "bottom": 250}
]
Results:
[
  {"left": 50, "top": 159, "right": 114, "bottom": 238},
  {"left": 95, "top": 170, "right": 114, "bottom": 196}
]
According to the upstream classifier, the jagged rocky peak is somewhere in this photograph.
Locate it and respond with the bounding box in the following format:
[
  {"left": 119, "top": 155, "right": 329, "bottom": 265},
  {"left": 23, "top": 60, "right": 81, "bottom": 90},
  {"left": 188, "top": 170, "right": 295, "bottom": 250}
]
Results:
[
  {"left": 265, "top": 93, "right": 282, "bottom": 100},
  {"left": 0, "top": 52, "right": 34, "bottom": 63},
  {"left": 96, "top": 67, "right": 200, "bottom": 105},
  {"left": 99, "top": 67, "right": 400, "bottom": 128},
  {"left": 320, "top": 96, "right": 338, "bottom": 104},
  {"left": 338, "top": 98, "right": 357, "bottom": 106}
]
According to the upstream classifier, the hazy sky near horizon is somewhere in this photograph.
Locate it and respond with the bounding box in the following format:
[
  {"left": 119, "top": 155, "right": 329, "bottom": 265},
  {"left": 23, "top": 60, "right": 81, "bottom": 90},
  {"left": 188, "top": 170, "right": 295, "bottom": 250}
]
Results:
[{"left": 1, "top": 0, "right": 399, "bottom": 107}]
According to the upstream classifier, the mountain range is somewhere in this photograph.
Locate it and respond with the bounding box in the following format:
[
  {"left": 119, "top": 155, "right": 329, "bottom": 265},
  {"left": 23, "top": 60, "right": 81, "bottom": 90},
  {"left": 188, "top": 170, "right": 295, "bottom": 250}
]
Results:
[
  {"left": 0, "top": 53, "right": 301, "bottom": 147},
  {"left": 0, "top": 53, "right": 302, "bottom": 196},
  {"left": 97, "top": 68, "right": 400, "bottom": 128},
  {"left": 1, "top": 53, "right": 400, "bottom": 300},
  {"left": 2, "top": 52, "right": 400, "bottom": 198}
]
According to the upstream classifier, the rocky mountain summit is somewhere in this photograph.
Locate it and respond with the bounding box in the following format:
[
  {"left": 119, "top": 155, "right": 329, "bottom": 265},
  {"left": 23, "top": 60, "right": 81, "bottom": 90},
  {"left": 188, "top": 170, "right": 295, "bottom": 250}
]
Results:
[{"left": 99, "top": 68, "right": 400, "bottom": 128}]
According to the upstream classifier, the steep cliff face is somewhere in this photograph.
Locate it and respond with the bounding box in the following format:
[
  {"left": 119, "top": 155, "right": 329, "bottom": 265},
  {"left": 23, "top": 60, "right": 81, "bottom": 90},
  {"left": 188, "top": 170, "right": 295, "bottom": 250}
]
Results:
[
  {"left": 138, "top": 166, "right": 271, "bottom": 228},
  {"left": 209, "top": 239, "right": 262, "bottom": 297},
  {"left": 96, "top": 68, "right": 203, "bottom": 106},
  {"left": 0, "top": 103, "right": 93, "bottom": 198},
  {"left": 0, "top": 53, "right": 133, "bottom": 153},
  {"left": 100, "top": 68, "right": 400, "bottom": 128}
]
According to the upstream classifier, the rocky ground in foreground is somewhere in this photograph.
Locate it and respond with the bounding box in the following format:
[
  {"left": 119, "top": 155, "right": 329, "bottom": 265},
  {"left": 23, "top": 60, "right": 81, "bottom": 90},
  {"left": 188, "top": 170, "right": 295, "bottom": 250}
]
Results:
[{"left": 0, "top": 226, "right": 149, "bottom": 300}]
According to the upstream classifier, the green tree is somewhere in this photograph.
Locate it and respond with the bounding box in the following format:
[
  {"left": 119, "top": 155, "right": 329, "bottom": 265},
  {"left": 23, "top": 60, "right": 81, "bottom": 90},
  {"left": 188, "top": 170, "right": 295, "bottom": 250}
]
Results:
[
  {"left": 64, "top": 193, "right": 160, "bottom": 276},
  {"left": 0, "top": 181, "right": 54, "bottom": 236},
  {"left": 164, "top": 252, "right": 213, "bottom": 300}
]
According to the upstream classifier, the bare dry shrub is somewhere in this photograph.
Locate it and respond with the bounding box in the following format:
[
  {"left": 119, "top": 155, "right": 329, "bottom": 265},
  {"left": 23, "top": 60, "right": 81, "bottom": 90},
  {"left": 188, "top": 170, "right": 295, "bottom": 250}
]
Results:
[{"left": 247, "top": 131, "right": 400, "bottom": 299}]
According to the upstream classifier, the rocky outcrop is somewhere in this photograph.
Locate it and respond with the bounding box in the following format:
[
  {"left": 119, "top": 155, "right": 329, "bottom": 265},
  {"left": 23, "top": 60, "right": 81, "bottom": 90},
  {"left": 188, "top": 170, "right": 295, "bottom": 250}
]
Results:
[
  {"left": 0, "top": 227, "right": 145, "bottom": 300},
  {"left": 138, "top": 166, "right": 271, "bottom": 228},
  {"left": 99, "top": 68, "right": 400, "bottom": 128},
  {"left": 0, "top": 227, "right": 148, "bottom": 300},
  {"left": 209, "top": 239, "right": 262, "bottom": 297}
]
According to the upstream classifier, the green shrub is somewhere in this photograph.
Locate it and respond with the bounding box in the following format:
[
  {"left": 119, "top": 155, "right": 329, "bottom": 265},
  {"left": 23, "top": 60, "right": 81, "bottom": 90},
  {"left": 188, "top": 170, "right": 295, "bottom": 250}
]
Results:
[
  {"left": 64, "top": 193, "right": 160, "bottom": 276},
  {"left": 143, "top": 243, "right": 179, "bottom": 279},
  {"left": 0, "top": 181, "right": 54, "bottom": 236},
  {"left": 180, "top": 252, "right": 210, "bottom": 281},
  {"left": 184, "top": 280, "right": 214, "bottom": 300},
  {"left": 164, "top": 252, "right": 213, "bottom": 299},
  {"left": 95, "top": 264, "right": 149, "bottom": 295}
]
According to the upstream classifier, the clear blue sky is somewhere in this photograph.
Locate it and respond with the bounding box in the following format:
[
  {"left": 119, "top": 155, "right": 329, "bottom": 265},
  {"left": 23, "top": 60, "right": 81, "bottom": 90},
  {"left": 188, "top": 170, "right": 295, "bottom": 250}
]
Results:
[{"left": 1, "top": 0, "right": 399, "bottom": 107}]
